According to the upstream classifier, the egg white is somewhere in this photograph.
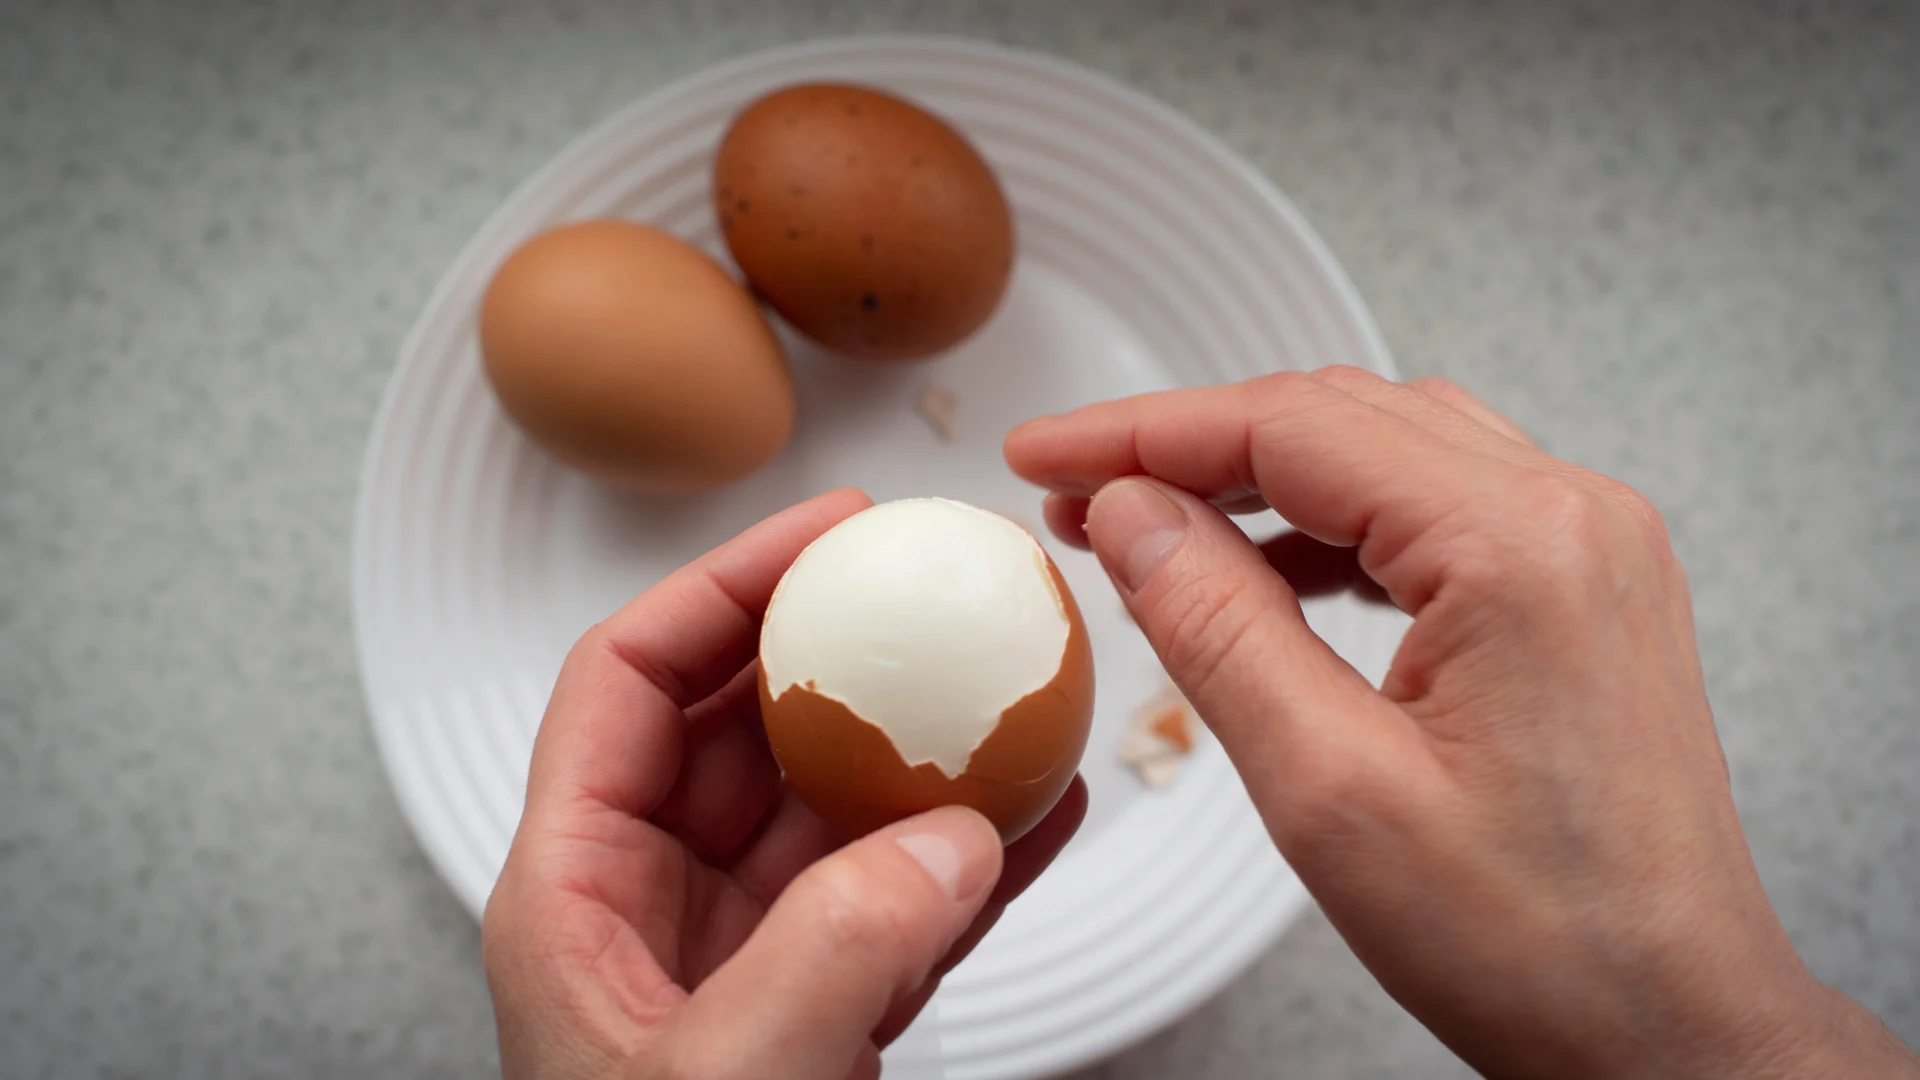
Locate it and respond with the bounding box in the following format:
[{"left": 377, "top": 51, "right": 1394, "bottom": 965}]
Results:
[{"left": 760, "top": 498, "right": 1071, "bottom": 777}]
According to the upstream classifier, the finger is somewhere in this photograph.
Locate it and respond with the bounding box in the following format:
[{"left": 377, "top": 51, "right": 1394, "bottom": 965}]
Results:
[
  {"left": 647, "top": 663, "right": 783, "bottom": 865},
  {"left": 986, "top": 773, "right": 1087, "bottom": 908},
  {"left": 1055, "top": 495, "right": 1405, "bottom": 610},
  {"left": 1258, "top": 529, "right": 1393, "bottom": 606},
  {"left": 735, "top": 770, "right": 1084, "bottom": 934},
  {"left": 729, "top": 788, "right": 844, "bottom": 907},
  {"left": 819, "top": 773, "right": 1090, "bottom": 1048},
  {"left": 844, "top": 1043, "right": 881, "bottom": 1080},
  {"left": 524, "top": 488, "right": 873, "bottom": 820},
  {"left": 1317, "top": 371, "right": 1590, "bottom": 498},
  {"left": 1043, "top": 492, "right": 1091, "bottom": 550},
  {"left": 734, "top": 778, "right": 1087, "bottom": 1052},
  {"left": 590, "top": 486, "right": 874, "bottom": 709},
  {"left": 1407, "top": 376, "right": 1535, "bottom": 446},
  {"left": 1010, "top": 385, "right": 1251, "bottom": 501},
  {"left": 1013, "top": 391, "right": 1280, "bottom": 510},
  {"left": 872, "top": 977, "right": 942, "bottom": 1048},
  {"left": 1007, "top": 373, "right": 1519, "bottom": 611},
  {"left": 1083, "top": 477, "right": 1431, "bottom": 843},
  {"left": 1310, "top": 366, "right": 1533, "bottom": 461},
  {"left": 1049, "top": 491, "right": 1275, "bottom": 552},
  {"left": 1070, "top": 505, "right": 1391, "bottom": 607},
  {"left": 922, "top": 772, "right": 1090, "bottom": 988},
  {"left": 667, "top": 806, "right": 1004, "bottom": 1080}
]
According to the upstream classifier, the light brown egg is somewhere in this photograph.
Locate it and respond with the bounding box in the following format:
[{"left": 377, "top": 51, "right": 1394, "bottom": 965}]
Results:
[
  {"left": 478, "top": 220, "right": 795, "bottom": 493},
  {"left": 714, "top": 84, "right": 1015, "bottom": 363},
  {"left": 758, "top": 499, "right": 1095, "bottom": 841}
]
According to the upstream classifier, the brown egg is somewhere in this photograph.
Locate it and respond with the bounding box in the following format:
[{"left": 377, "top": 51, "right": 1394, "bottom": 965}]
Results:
[
  {"left": 478, "top": 220, "right": 795, "bottom": 493},
  {"left": 758, "top": 499, "right": 1095, "bottom": 841},
  {"left": 714, "top": 84, "right": 1015, "bottom": 363}
]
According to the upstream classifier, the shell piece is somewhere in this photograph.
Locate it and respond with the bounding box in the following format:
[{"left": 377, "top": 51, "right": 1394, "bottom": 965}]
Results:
[
  {"left": 1119, "top": 682, "right": 1198, "bottom": 789},
  {"left": 915, "top": 383, "right": 958, "bottom": 441}
]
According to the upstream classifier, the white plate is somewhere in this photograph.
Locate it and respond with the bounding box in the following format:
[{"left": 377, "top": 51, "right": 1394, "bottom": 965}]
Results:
[{"left": 353, "top": 36, "right": 1407, "bottom": 1080}]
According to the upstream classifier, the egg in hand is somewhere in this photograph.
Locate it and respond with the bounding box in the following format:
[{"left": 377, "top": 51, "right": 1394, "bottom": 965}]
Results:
[{"left": 759, "top": 498, "right": 1095, "bottom": 841}]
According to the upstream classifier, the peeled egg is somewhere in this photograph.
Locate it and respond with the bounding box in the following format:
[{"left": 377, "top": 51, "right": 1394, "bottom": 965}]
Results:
[
  {"left": 715, "top": 84, "right": 1015, "bottom": 363},
  {"left": 759, "top": 498, "right": 1094, "bottom": 841},
  {"left": 479, "top": 220, "right": 795, "bottom": 493}
]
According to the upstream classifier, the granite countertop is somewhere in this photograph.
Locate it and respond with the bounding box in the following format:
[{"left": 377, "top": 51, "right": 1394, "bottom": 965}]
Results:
[{"left": 2, "top": 1, "right": 1915, "bottom": 1076}]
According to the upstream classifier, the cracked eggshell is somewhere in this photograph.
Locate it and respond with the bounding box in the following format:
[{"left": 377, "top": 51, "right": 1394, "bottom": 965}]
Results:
[{"left": 758, "top": 498, "right": 1094, "bottom": 841}]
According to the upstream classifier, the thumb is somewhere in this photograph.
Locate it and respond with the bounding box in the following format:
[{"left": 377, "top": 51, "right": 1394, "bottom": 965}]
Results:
[
  {"left": 1085, "top": 478, "right": 1413, "bottom": 828},
  {"left": 664, "top": 805, "right": 1003, "bottom": 1080}
]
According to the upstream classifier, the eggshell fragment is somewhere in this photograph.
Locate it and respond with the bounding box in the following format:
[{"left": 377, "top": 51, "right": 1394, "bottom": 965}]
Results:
[
  {"left": 759, "top": 498, "right": 1094, "bottom": 840},
  {"left": 1119, "top": 681, "right": 1199, "bottom": 789},
  {"left": 914, "top": 383, "right": 958, "bottom": 441}
]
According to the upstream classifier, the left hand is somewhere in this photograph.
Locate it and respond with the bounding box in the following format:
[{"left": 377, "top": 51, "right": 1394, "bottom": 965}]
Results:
[{"left": 481, "top": 488, "right": 1087, "bottom": 1080}]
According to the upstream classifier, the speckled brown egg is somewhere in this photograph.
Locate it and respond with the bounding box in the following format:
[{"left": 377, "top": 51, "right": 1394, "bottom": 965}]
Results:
[
  {"left": 714, "top": 84, "right": 1015, "bottom": 363},
  {"left": 478, "top": 220, "right": 795, "bottom": 493}
]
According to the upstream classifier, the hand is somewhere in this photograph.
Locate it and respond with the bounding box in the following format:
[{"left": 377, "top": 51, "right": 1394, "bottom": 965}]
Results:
[
  {"left": 1007, "top": 368, "right": 1917, "bottom": 1079},
  {"left": 482, "top": 489, "right": 1088, "bottom": 1080}
]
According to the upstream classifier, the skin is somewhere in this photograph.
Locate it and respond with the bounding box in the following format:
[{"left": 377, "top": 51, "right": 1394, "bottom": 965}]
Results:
[
  {"left": 482, "top": 489, "right": 1087, "bottom": 1080},
  {"left": 1006, "top": 367, "right": 1918, "bottom": 1079},
  {"left": 483, "top": 368, "right": 1919, "bottom": 1078}
]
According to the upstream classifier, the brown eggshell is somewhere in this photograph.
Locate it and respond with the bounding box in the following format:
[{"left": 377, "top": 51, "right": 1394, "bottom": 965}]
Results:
[
  {"left": 479, "top": 219, "right": 795, "bottom": 493},
  {"left": 759, "top": 558, "right": 1094, "bottom": 842},
  {"left": 714, "top": 83, "right": 1015, "bottom": 363}
]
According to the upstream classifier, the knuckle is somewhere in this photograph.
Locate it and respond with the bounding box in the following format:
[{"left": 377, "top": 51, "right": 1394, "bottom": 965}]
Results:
[
  {"left": 1528, "top": 487, "right": 1614, "bottom": 580},
  {"left": 1466, "top": 478, "right": 1614, "bottom": 594},
  {"left": 1250, "top": 368, "right": 1318, "bottom": 405},
  {"left": 1599, "top": 479, "right": 1671, "bottom": 543},
  {"left": 1408, "top": 376, "right": 1470, "bottom": 408},
  {"left": 1247, "top": 370, "right": 1330, "bottom": 438},
  {"left": 1309, "top": 363, "right": 1384, "bottom": 392},
  {"left": 1407, "top": 375, "right": 1459, "bottom": 395},
  {"left": 1443, "top": 471, "right": 1686, "bottom": 614},
  {"left": 1533, "top": 479, "right": 1612, "bottom": 544},
  {"left": 1497, "top": 476, "right": 1677, "bottom": 591}
]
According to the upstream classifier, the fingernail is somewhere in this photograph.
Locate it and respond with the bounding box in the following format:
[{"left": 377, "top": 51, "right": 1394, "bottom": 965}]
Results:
[
  {"left": 895, "top": 810, "right": 997, "bottom": 902},
  {"left": 1088, "top": 479, "right": 1190, "bottom": 592}
]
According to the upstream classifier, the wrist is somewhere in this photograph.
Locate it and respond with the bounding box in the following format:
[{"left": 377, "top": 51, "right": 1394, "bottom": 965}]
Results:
[
  {"left": 1646, "top": 975, "right": 1919, "bottom": 1080},
  {"left": 1767, "top": 982, "right": 1920, "bottom": 1079}
]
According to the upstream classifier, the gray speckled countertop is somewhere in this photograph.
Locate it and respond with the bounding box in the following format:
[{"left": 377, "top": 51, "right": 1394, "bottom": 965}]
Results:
[{"left": 2, "top": 1, "right": 1916, "bottom": 1077}]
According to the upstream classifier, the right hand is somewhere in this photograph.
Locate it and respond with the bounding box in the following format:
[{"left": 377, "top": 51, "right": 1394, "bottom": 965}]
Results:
[{"left": 1006, "top": 367, "right": 1918, "bottom": 1079}]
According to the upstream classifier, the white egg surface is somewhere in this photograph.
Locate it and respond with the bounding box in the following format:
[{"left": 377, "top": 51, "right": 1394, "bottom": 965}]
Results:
[
  {"left": 761, "top": 498, "right": 1070, "bottom": 775},
  {"left": 758, "top": 496, "right": 1095, "bottom": 840}
]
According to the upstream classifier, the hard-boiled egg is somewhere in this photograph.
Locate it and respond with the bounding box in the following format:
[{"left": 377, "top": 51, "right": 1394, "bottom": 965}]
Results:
[{"left": 759, "top": 498, "right": 1094, "bottom": 841}]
